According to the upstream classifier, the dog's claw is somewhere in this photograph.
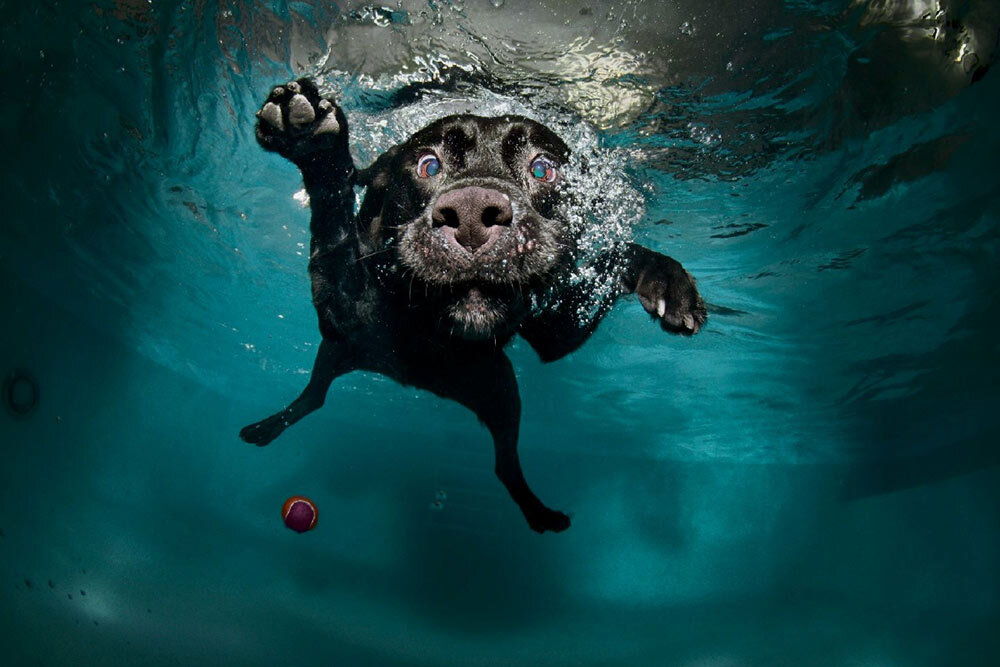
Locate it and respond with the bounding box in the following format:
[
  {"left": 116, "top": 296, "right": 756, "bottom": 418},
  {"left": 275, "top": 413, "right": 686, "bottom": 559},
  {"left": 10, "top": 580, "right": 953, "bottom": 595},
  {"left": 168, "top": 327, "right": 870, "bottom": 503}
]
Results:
[{"left": 636, "top": 258, "right": 706, "bottom": 336}]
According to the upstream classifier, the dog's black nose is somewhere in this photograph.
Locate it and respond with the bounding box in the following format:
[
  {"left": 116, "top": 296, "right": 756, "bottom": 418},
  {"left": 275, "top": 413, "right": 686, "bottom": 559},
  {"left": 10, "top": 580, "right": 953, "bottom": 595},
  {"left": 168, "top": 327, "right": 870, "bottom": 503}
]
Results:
[{"left": 432, "top": 186, "right": 513, "bottom": 251}]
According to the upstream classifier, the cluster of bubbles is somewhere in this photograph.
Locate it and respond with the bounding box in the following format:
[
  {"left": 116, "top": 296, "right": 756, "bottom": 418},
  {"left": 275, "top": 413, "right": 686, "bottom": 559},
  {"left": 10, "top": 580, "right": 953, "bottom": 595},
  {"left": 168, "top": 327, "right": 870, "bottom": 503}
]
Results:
[{"left": 556, "top": 145, "right": 644, "bottom": 325}]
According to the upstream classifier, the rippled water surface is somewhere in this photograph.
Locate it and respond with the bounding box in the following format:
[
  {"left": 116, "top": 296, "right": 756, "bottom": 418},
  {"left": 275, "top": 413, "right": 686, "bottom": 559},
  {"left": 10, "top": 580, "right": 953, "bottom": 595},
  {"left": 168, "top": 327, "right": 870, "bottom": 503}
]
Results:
[{"left": 2, "top": 1, "right": 999, "bottom": 665}]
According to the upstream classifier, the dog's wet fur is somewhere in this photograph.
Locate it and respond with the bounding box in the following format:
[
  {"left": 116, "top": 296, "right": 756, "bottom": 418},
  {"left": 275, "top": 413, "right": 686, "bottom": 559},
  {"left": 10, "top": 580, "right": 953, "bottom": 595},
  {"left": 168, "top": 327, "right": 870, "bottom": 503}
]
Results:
[{"left": 242, "top": 79, "right": 706, "bottom": 533}]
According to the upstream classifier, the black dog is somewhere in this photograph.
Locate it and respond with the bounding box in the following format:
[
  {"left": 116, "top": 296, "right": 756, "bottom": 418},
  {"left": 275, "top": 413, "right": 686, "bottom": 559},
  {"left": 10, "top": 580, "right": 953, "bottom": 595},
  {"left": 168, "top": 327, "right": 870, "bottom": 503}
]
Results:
[{"left": 241, "top": 79, "right": 706, "bottom": 533}]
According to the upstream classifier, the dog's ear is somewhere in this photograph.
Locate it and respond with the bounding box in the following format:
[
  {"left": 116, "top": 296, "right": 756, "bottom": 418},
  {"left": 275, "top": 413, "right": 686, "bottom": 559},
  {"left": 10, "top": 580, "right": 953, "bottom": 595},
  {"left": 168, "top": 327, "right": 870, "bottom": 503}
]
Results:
[
  {"left": 356, "top": 146, "right": 404, "bottom": 243},
  {"left": 356, "top": 145, "right": 402, "bottom": 187}
]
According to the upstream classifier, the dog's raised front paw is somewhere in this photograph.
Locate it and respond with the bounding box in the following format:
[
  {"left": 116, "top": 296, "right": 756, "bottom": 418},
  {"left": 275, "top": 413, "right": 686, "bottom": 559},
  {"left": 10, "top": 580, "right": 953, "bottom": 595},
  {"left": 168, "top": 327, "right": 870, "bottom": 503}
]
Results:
[
  {"left": 635, "top": 256, "right": 707, "bottom": 335},
  {"left": 255, "top": 78, "right": 347, "bottom": 161}
]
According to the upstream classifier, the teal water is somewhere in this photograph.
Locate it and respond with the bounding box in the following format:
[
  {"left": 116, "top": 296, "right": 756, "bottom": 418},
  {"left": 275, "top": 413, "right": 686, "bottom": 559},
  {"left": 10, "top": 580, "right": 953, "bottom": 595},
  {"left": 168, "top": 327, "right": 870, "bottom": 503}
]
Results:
[{"left": 2, "top": 1, "right": 999, "bottom": 665}]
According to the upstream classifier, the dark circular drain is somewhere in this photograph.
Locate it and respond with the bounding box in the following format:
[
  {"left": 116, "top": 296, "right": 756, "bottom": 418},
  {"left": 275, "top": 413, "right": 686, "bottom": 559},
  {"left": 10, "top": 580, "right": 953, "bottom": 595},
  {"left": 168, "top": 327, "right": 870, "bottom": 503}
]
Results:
[{"left": 4, "top": 369, "right": 39, "bottom": 417}]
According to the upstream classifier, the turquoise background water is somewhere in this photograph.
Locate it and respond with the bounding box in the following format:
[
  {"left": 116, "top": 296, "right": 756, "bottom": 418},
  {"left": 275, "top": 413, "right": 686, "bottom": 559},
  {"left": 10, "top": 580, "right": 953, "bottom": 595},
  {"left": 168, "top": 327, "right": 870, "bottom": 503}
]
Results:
[{"left": 2, "top": 1, "right": 999, "bottom": 665}]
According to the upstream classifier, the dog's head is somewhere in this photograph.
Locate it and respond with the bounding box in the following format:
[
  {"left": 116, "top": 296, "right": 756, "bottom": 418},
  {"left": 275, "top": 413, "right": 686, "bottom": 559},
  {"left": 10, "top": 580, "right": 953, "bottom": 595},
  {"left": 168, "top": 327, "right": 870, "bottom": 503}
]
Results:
[{"left": 357, "top": 114, "right": 571, "bottom": 340}]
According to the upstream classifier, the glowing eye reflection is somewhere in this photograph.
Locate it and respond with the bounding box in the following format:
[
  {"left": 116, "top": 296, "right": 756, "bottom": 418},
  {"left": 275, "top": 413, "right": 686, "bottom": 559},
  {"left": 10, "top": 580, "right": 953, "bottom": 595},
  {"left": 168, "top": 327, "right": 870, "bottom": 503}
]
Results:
[
  {"left": 417, "top": 153, "right": 441, "bottom": 178},
  {"left": 529, "top": 156, "right": 558, "bottom": 183}
]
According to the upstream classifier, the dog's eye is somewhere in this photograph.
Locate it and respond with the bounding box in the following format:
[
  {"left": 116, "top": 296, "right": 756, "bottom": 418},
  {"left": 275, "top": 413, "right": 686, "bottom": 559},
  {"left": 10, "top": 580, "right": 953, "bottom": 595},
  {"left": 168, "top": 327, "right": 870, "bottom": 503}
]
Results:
[
  {"left": 416, "top": 153, "right": 441, "bottom": 178},
  {"left": 529, "top": 156, "right": 558, "bottom": 183}
]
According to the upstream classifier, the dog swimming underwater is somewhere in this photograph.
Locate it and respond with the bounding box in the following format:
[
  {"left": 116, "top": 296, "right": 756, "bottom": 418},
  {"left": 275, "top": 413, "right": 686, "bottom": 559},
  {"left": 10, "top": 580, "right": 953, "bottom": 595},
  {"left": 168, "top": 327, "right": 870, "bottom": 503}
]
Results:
[{"left": 240, "top": 79, "right": 706, "bottom": 533}]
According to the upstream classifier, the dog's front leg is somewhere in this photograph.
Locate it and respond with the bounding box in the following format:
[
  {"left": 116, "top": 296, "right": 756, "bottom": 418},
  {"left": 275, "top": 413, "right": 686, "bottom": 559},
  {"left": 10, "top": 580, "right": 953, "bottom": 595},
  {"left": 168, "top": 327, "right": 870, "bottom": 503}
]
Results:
[
  {"left": 519, "top": 243, "right": 705, "bottom": 362},
  {"left": 240, "top": 338, "right": 352, "bottom": 447},
  {"left": 255, "top": 78, "right": 355, "bottom": 242}
]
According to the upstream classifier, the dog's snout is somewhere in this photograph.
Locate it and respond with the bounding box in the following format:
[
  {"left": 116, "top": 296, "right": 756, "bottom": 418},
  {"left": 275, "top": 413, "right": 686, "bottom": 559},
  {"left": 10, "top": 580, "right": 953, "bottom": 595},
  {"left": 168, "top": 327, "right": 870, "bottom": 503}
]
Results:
[{"left": 432, "top": 186, "right": 512, "bottom": 252}]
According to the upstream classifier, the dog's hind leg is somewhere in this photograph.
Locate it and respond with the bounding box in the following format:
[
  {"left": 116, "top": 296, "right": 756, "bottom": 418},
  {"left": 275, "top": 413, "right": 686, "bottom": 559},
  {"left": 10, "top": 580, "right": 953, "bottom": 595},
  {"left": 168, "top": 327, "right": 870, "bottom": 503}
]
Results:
[
  {"left": 240, "top": 338, "right": 351, "bottom": 447},
  {"left": 421, "top": 351, "right": 571, "bottom": 534}
]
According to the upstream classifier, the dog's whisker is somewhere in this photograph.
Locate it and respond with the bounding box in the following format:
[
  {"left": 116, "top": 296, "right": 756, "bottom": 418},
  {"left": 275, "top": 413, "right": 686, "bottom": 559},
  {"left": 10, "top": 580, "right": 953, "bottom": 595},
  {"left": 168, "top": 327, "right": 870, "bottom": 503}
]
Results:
[{"left": 355, "top": 247, "right": 394, "bottom": 262}]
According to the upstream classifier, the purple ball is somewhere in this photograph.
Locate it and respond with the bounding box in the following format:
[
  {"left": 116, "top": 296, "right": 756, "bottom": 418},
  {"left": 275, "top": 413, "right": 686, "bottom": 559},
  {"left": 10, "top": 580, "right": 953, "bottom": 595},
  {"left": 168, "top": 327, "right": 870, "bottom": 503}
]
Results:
[{"left": 281, "top": 496, "right": 318, "bottom": 533}]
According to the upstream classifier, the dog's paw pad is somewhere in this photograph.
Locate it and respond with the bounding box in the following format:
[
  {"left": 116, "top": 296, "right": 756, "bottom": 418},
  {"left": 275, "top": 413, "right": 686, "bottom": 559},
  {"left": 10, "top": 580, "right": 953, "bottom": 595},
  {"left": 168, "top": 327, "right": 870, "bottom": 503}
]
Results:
[
  {"left": 259, "top": 101, "right": 284, "bottom": 131},
  {"left": 287, "top": 93, "right": 316, "bottom": 128},
  {"left": 255, "top": 78, "right": 347, "bottom": 160},
  {"left": 313, "top": 107, "right": 340, "bottom": 136}
]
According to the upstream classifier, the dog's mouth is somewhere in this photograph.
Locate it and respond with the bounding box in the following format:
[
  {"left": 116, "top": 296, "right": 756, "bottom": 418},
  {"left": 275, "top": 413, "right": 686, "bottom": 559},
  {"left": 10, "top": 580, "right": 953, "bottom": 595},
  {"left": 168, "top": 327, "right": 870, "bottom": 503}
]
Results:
[
  {"left": 436, "top": 223, "right": 505, "bottom": 256},
  {"left": 444, "top": 282, "right": 521, "bottom": 340}
]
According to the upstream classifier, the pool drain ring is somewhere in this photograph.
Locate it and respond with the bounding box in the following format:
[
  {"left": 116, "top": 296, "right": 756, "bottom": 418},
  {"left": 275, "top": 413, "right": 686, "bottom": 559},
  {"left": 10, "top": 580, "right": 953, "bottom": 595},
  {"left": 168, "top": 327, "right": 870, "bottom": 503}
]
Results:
[{"left": 4, "top": 369, "right": 39, "bottom": 417}]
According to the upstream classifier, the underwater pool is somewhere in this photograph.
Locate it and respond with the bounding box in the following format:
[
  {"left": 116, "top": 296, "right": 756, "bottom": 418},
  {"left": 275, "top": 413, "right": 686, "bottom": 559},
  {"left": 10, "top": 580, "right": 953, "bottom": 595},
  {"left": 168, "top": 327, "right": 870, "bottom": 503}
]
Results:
[{"left": 2, "top": 1, "right": 999, "bottom": 665}]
